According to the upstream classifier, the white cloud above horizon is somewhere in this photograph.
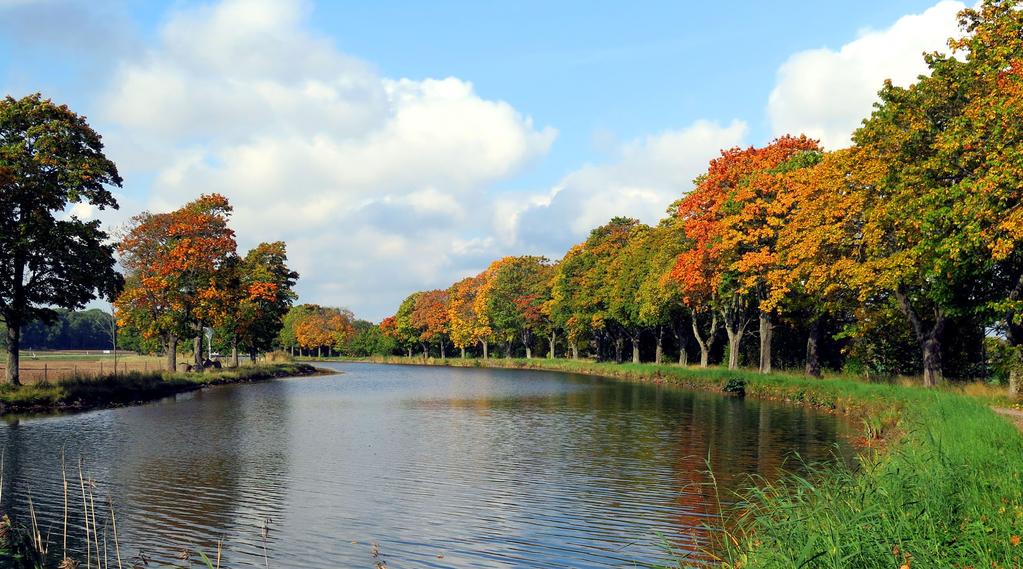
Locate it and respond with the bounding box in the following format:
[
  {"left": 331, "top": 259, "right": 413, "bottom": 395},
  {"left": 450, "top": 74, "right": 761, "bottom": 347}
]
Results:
[
  {"left": 767, "top": 0, "right": 964, "bottom": 149},
  {"left": 96, "top": 0, "right": 557, "bottom": 320}
]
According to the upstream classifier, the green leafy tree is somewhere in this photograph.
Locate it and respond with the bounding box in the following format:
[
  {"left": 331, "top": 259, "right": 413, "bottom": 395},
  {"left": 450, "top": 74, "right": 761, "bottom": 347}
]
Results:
[
  {"left": 482, "top": 256, "right": 553, "bottom": 359},
  {"left": 0, "top": 94, "right": 123, "bottom": 384}
]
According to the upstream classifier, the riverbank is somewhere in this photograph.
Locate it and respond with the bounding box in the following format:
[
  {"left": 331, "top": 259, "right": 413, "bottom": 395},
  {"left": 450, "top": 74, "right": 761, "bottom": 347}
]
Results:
[
  {"left": 355, "top": 356, "right": 1023, "bottom": 568},
  {"left": 0, "top": 362, "right": 322, "bottom": 416}
]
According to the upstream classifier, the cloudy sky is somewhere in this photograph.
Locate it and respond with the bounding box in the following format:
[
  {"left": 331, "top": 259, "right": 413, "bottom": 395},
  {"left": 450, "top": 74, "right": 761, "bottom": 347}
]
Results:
[{"left": 0, "top": 0, "right": 965, "bottom": 320}]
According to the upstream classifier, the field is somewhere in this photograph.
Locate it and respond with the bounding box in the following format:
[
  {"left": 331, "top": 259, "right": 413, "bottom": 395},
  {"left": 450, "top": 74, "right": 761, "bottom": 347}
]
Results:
[{"left": 0, "top": 350, "right": 169, "bottom": 384}]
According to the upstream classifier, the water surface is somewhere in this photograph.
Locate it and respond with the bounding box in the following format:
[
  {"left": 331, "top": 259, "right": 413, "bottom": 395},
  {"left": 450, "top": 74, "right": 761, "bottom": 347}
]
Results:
[{"left": 0, "top": 363, "right": 848, "bottom": 567}]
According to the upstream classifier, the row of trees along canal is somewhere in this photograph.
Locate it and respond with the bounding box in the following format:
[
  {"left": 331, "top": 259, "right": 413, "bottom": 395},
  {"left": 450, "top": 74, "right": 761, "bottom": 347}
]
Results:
[
  {"left": 0, "top": 94, "right": 299, "bottom": 385},
  {"left": 382, "top": 2, "right": 1023, "bottom": 391}
]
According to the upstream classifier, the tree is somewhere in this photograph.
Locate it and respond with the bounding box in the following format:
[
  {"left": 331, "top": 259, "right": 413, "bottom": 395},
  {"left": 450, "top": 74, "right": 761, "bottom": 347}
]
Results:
[
  {"left": 480, "top": 256, "right": 553, "bottom": 359},
  {"left": 448, "top": 275, "right": 491, "bottom": 358},
  {"left": 0, "top": 94, "right": 123, "bottom": 384},
  {"left": 717, "top": 137, "right": 822, "bottom": 373},
  {"left": 773, "top": 150, "right": 863, "bottom": 377},
  {"left": 606, "top": 224, "right": 655, "bottom": 363},
  {"left": 279, "top": 304, "right": 315, "bottom": 355},
  {"left": 293, "top": 305, "right": 354, "bottom": 357},
  {"left": 672, "top": 138, "right": 819, "bottom": 370},
  {"left": 116, "top": 194, "right": 237, "bottom": 371},
  {"left": 343, "top": 319, "right": 396, "bottom": 356},
  {"left": 929, "top": 1, "right": 1023, "bottom": 391},
  {"left": 221, "top": 242, "right": 299, "bottom": 365},
  {"left": 410, "top": 289, "right": 450, "bottom": 357},
  {"left": 637, "top": 216, "right": 691, "bottom": 365},
  {"left": 551, "top": 218, "right": 641, "bottom": 362},
  {"left": 394, "top": 293, "right": 423, "bottom": 357}
]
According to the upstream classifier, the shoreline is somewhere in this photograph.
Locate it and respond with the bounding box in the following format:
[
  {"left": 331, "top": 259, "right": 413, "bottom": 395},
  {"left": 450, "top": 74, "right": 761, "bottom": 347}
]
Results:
[{"left": 0, "top": 362, "right": 326, "bottom": 417}]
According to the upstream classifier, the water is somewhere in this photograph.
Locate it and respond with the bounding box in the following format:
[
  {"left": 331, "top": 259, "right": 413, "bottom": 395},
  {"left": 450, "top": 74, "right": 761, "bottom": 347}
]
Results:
[{"left": 0, "top": 363, "right": 849, "bottom": 568}]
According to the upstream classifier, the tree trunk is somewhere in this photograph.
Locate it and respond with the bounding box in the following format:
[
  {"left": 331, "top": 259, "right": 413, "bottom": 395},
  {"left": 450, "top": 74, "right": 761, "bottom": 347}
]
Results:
[
  {"left": 922, "top": 334, "right": 943, "bottom": 387},
  {"left": 895, "top": 287, "right": 945, "bottom": 387},
  {"left": 231, "top": 339, "right": 239, "bottom": 368},
  {"left": 655, "top": 326, "right": 663, "bottom": 365},
  {"left": 1004, "top": 276, "right": 1023, "bottom": 396},
  {"left": 482, "top": 340, "right": 489, "bottom": 359},
  {"left": 631, "top": 331, "right": 641, "bottom": 364},
  {"left": 725, "top": 328, "right": 742, "bottom": 369},
  {"left": 758, "top": 310, "right": 773, "bottom": 374},
  {"left": 505, "top": 339, "right": 512, "bottom": 359},
  {"left": 548, "top": 331, "right": 556, "bottom": 359},
  {"left": 460, "top": 346, "right": 466, "bottom": 358},
  {"left": 166, "top": 333, "right": 177, "bottom": 372},
  {"left": 614, "top": 334, "right": 624, "bottom": 363},
  {"left": 570, "top": 342, "right": 578, "bottom": 360},
  {"left": 194, "top": 335, "right": 202, "bottom": 367},
  {"left": 691, "top": 311, "right": 718, "bottom": 368},
  {"left": 721, "top": 299, "right": 751, "bottom": 370},
  {"left": 5, "top": 321, "right": 20, "bottom": 385},
  {"left": 805, "top": 316, "right": 822, "bottom": 378},
  {"left": 406, "top": 346, "right": 412, "bottom": 358},
  {"left": 440, "top": 341, "right": 446, "bottom": 359}
]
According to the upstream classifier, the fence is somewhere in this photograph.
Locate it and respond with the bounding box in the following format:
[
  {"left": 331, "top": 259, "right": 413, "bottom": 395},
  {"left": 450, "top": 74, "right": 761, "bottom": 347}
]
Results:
[{"left": 15, "top": 359, "right": 167, "bottom": 384}]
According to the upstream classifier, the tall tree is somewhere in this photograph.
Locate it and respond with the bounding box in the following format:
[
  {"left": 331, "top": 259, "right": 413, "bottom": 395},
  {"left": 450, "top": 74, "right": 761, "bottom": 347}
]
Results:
[
  {"left": 481, "top": 256, "right": 552, "bottom": 359},
  {"left": 0, "top": 94, "right": 123, "bottom": 384},
  {"left": 673, "top": 137, "right": 820, "bottom": 371},
  {"left": 606, "top": 224, "right": 655, "bottom": 363},
  {"left": 221, "top": 241, "right": 299, "bottom": 365},
  {"left": 116, "top": 194, "right": 237, "bottom": 371},
  {"left": 410, "top": 289, "right": 450, "bottom": 358},
  {"left": 394, "top": 293, "right": 423, "bottom": 357},
  {"left": 448, "top": 275, "right": 491, "bottom": 358},
  {"left": 637, "top": 216, "right": 691, "bottom": 365}
]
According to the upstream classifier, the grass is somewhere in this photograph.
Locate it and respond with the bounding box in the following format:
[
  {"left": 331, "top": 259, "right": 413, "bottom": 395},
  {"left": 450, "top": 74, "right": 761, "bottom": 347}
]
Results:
[
  {"left": 362, "top": 355, "right": 1023, "bottom": 568},
  {"left": 0, "top": 362, "right": 320, "bottom": 415}
]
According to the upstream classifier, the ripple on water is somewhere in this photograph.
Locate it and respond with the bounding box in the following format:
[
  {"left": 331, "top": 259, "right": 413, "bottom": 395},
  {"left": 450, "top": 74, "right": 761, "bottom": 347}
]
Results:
[{"left": 0, "top": 363, "right": 849, "bottom": 568}]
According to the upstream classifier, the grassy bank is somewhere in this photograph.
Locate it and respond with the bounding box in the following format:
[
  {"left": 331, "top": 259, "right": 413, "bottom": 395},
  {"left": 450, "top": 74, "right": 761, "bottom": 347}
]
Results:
[
  {"left": 0, "top": 362, "right": 321, "bottom": 416},
  {"left": 361, "top": 355, "right": 1023, "bottom": 568}
]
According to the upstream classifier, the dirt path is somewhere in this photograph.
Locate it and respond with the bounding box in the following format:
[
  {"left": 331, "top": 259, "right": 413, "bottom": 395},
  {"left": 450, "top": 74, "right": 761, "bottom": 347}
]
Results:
[{"left": 993, "top": 407, "right": 1023, "bottom": 432}]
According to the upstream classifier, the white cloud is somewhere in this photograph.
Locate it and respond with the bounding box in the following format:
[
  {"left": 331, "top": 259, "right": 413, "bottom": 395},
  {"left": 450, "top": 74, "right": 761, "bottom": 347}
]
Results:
[
  {"left": 97, "top": 0, "right": 555, "bottom": 320},
  {"left": 499, "top": 119, "right": 748, "bottom": 255},
  {"left": 767, "top": 0, "right": 964, "bottom": 149}
]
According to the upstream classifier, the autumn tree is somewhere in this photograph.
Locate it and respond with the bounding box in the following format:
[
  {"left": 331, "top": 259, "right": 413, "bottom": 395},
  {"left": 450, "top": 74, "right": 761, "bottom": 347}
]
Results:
[
  {"left": 673, "top": 138, "right": 819, "bottom": 370},
  {"left": 929, "top": 1, "right": 1023, "bottom": 391},
  {"left": 410, "top": 289, "right": 451, "bottom": 357},
  {"left": 116, "top": 194, "right": 237, "bottom": 371},
  {"left": 448, "top": 275, "right": 491, "bottom": 358},
  {"left": 0, "top": 94, "right": 123, "bottom": 385},
  {"left": 219, "top": 241, "right": 298, "bottom": 365},
  {"left": 279, "top": 304, "right": 315, "bottom": 356},
  {"left": 293, "top": 305, "right": 355, "bottom": 357}
]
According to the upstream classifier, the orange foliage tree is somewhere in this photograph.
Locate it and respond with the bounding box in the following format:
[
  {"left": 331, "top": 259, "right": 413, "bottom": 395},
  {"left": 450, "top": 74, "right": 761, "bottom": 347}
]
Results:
[
  {"left": 116, "top": 194, "right": 237, "bottom": 370},
  {"left": 672, "top": 137, "right": 819, "bottom": 370}
]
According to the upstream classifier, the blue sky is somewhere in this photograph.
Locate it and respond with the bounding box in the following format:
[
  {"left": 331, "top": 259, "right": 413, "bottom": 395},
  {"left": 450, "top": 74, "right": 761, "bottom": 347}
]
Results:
[{"left": 0, "top": 0, "right": 964, "bottom": 320}]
